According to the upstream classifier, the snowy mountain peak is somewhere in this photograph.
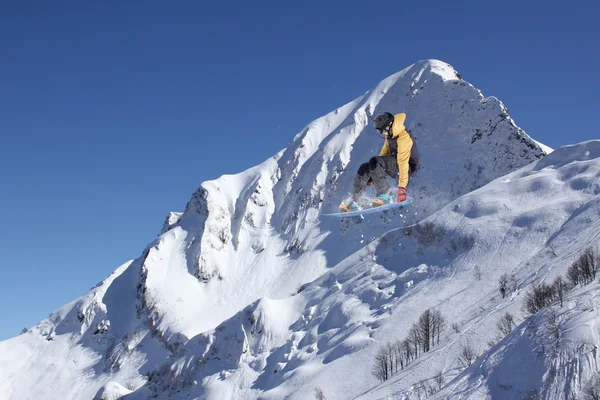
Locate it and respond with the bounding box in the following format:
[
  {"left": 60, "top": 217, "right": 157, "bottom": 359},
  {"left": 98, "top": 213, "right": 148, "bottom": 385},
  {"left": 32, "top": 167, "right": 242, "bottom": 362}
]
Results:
[
  {"left": 2, "top": 60, "right": 577, "bottom": 400},
  {"left": 173, "top": 59, "right": 546, "bottom": 292}
]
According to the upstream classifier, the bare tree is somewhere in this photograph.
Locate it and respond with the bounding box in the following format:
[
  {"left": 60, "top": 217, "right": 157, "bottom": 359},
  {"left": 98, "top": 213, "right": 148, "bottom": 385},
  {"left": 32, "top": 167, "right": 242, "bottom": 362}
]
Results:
[
  {"left": 552, "top": 276, "right": 566, "bottom": 307},
  {"left": 547, "top": 309, "right": 560, "bottom": 348},
  {"left": 487, "top": 337, "right": 498, "bottom": 349},
  {"left": 433, "top": 370, "right": 445, "bottom": 391},
  {"left": 510, "top": 274, "right": 518, "bottom": 292},
  {"left": 524, "top": 283, "right": 555, "bottom": 315},
  {"left": 416, "top": 309, "right": 446, "bottom": 352},
  {"left": 373, "top": 345, "right": 392, "bottom": 382},
  {"left": 568, "top": 247, "right": 600, "bottom": 286},
  {"left": 452, "top": 322, "right": 460, "bottom": 333},
  {"left": 387, "top": 341, "right": 401, "bottom": 375},
  {"left": 314, "top": 387, "right": 326, "bottom": 400},
  {"left": 372, "top": 341, "right": 406, "bottom": 382},
  {"left": 499, "top": 274, "right": 509, "bottom": 298},
  {"left": 473, "top": 265, "right": 482, "bottom": 281},
  {"left": 374, "top": 312, "right": 446, "bottom": 381},
  {"left": 458, "top": 342, "right": 479, "bottom": 368},
  {"left": 582, "top": 247, "right": 600, "bottom": 282},
  {"left": 567, "top": 258, "right": 583, "bottom": 286},
  {"left": 401, "top": 339, "right": 414, "bottom": 364},
  {"left": 408, "top": 324, "right": 421, "bottom": 358},
  {"left": 496, "top": 313, "right": 516, "bottom": 337},
  {"left": 413, "top": 382, "right": 427, "bottom": 400},
  {"left": 499, "top": 274, "right": 518, "bottom": 299},
  {"left": 417, "top": 310, "right": 433, "bottom": 352},
  {"left": 415, "top": 221, "right": 446, "bottom": 246},
  {"left": 432, "top": 309, "right": 446, "bottom": 345},
  {"left": 393, "top": 340, "right": 406, "bottom": 371}
]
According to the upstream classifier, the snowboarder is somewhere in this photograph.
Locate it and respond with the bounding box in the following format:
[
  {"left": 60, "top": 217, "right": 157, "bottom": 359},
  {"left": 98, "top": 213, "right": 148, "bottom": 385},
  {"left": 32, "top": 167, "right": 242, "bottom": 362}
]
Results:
[{"left": 339, "top": 112, "right": 419, "bottom": 212}]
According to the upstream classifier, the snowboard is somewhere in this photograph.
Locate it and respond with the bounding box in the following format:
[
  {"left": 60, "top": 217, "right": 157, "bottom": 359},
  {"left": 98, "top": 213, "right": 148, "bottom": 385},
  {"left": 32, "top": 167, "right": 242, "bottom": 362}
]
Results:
[{"left": 321, "top": 197, "right": 412, "bottom": 218}]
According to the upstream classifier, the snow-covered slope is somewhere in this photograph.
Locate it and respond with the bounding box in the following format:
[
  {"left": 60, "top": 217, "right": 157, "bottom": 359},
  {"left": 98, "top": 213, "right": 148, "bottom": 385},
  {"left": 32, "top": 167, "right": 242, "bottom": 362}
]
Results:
[
  {"left": 355, "top": 141, "right": 600, "bottom": 400},
  {"left": 0, "top": 60, "right": 564, "bottom": 400}
]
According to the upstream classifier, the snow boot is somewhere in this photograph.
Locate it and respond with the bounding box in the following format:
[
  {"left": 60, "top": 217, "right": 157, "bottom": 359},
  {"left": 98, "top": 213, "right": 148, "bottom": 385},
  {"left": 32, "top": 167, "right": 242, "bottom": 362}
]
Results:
[
  {"left": 339, "top": 201, "right": 360, "bottom": 213},
  {"left": 371, "top": 193, "right": 393, "bottom": 207}
]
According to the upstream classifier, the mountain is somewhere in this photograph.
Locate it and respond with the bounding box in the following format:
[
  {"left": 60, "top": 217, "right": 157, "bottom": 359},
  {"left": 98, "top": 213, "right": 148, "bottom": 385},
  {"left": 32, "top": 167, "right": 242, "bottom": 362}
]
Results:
[{"left": 1, "top": 59, "right": 575, "bottom": 400}]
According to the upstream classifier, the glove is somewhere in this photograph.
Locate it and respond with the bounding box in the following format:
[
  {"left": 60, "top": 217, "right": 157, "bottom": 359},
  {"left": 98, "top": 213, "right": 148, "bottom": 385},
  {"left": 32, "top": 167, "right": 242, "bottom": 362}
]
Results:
[
  {"left": 367, "top": 177, "right": 373, "bottom": 186},
  {"left": 397, "top": 187, "right": 407, "bottom": 202}
]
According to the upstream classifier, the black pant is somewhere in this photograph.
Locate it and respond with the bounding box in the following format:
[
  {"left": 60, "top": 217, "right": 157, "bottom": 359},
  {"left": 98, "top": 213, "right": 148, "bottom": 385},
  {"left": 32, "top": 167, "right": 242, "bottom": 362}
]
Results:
[{"left": 352, "top": 155, "right": 417, "bottom": 201}]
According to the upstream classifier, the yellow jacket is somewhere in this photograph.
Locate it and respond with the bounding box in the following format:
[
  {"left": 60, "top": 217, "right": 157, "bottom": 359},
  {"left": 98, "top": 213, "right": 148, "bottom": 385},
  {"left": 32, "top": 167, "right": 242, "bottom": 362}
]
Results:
[{"left": 379, "top": 113, "right": 413, "bottom": 188}]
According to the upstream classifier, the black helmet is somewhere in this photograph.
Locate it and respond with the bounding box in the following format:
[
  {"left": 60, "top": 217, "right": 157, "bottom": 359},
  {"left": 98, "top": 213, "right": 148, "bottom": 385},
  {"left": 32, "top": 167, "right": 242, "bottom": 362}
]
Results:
[{"left": 373, "top": 112, "right": 394, "bottom": 132}]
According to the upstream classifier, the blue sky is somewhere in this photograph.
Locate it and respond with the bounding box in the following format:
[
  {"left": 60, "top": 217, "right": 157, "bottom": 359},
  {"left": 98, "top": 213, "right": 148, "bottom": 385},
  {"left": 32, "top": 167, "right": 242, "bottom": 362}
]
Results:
[{"left": 0, "top": 1, "right": 597, "bottom": 340}]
